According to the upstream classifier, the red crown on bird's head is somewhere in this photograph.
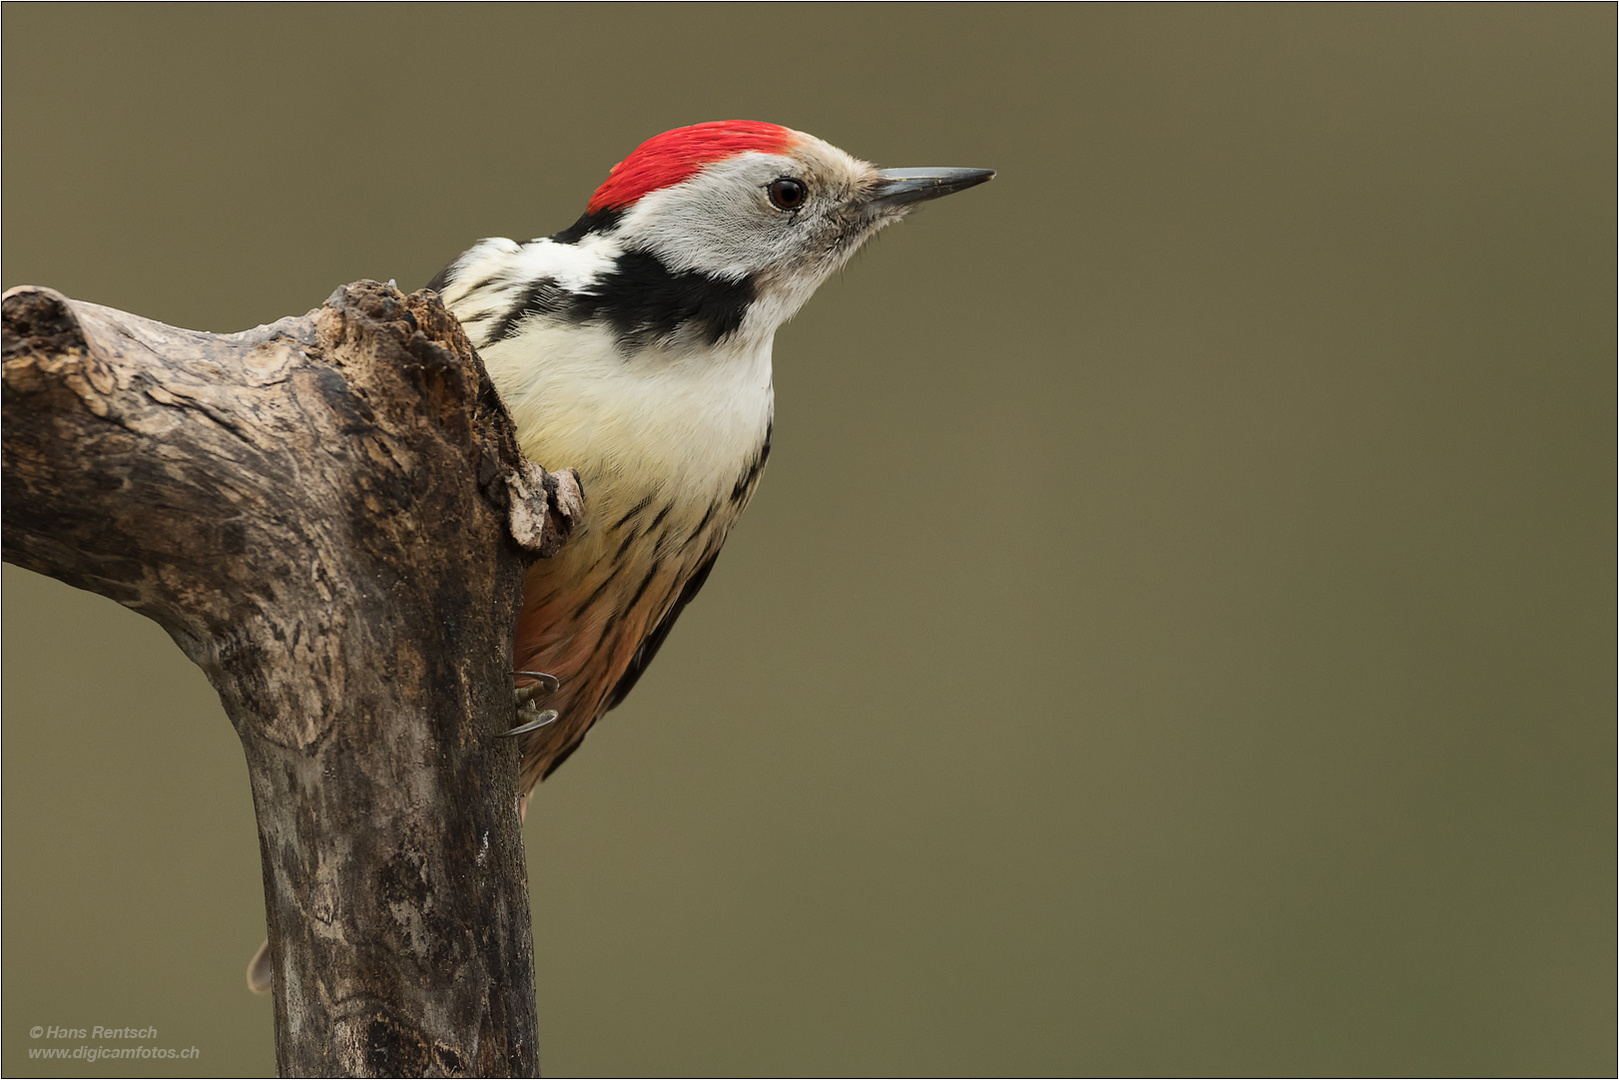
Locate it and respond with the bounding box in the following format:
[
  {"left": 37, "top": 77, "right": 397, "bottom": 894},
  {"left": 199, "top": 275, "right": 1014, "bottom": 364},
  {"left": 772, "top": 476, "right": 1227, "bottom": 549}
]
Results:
[{"left": 586, "top": 121, "right": 799, "bottom": 215}]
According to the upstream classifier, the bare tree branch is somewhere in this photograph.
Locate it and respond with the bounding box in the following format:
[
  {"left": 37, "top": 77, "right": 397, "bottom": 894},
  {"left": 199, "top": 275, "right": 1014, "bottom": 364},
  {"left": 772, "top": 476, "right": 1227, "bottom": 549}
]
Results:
[{"left": 2, "top": 281, "right": 580, "bottom": 1077}]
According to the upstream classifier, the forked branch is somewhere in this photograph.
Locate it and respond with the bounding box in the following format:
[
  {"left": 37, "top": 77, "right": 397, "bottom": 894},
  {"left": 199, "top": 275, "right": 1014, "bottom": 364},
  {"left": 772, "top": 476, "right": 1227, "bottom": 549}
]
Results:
[{"left": 2, "top": 281, "right": 580, "bottom": 1077}]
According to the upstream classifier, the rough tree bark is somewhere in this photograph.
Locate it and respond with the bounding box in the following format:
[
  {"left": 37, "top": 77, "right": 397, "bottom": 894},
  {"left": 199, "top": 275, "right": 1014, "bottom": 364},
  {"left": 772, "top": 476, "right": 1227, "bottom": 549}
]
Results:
[{"left": 1, "top": 281, "right": 582, "bottom": 1077}]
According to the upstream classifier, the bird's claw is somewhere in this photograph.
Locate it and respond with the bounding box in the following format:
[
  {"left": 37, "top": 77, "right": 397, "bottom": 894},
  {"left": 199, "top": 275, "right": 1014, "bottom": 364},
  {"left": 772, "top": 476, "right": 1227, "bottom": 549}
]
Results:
[
  {"left": 505, "top": 707, "right": 558, "bottom": 737},
  {"left": 513, "top": 670, "right": 559, "bottom": 704},
  {"left": 508, "top": 671, "right": 560, "bottom": 736}
]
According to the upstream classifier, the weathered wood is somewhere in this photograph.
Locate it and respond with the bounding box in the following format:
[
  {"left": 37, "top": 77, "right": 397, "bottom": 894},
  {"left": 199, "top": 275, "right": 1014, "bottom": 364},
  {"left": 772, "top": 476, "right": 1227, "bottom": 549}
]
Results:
[{"left": 2, "top": 281, "right": 582, "bottom": 1077}]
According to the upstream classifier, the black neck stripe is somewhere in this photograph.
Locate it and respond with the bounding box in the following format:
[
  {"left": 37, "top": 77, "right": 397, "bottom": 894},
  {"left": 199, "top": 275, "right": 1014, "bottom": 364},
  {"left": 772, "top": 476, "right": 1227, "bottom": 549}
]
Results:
[
  {"left": 486, "top": 249, "right": 754, "bottom": 351},
  {"left": 550, "top": 207, "right": 623, "bottom": 245}
]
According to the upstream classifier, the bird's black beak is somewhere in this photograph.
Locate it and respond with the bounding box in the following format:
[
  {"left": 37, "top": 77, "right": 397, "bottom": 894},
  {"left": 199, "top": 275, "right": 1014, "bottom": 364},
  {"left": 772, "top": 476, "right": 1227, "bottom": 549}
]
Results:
[{"left": 866, "top": 167, "right": 996, "bottom": 213}]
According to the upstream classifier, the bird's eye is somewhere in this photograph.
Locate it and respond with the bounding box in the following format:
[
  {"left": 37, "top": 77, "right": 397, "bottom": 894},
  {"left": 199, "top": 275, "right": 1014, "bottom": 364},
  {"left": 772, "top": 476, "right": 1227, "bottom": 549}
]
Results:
[{"left": 768, "top": 178, "right": 808, "bottom": 211}]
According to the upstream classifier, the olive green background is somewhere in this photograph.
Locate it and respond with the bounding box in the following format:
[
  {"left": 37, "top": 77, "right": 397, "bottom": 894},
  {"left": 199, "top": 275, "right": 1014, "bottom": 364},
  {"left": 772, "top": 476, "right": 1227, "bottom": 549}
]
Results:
[{"left": 3, "top": 5, "right": 1613, "bottom": 1076}]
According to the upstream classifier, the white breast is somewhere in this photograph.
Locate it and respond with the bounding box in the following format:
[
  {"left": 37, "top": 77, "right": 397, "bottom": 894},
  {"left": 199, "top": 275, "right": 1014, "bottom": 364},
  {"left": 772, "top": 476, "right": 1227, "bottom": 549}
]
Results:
[
  {"left": 482, "top": 318, "right": 773, "bottom": 528},
  {"left": 440, "top": 240, "right": 775, "bottom": 606}
]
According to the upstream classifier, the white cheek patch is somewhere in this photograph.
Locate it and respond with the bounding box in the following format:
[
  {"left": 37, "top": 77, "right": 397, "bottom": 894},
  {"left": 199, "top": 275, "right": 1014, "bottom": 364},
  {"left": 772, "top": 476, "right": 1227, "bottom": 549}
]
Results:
[{"left": 615, "top": 152, "right": 801, "bottom": 280}]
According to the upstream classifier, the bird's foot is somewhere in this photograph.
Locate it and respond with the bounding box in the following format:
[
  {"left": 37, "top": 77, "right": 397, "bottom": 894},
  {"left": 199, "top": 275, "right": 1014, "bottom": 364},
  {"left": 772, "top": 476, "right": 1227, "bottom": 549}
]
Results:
[
  {"left": 507, "top": 705, "right": 558, "bottom": 737},
  {"left": 514, "top": 670, "right": 559, "bottom": 701},
  {"left": 507, "top": 671, "right": 560, "bottom": 737}
]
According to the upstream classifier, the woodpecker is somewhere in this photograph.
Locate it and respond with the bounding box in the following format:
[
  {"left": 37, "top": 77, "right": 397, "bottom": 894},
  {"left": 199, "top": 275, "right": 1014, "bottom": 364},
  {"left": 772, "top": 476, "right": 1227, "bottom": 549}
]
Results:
[
  {"left": 429, "top": 120, "right": 992, "bottom": 794},
  {"left": 245, "top": 121, "right": 990, "bottom": 993}
]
